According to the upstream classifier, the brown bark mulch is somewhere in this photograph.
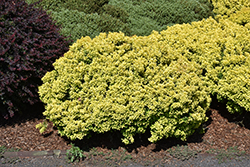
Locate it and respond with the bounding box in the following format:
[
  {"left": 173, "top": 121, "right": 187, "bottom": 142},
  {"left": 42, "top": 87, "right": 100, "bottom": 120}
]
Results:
[{"left": 1, "top": 99, "right": 250, "bottom": 163}]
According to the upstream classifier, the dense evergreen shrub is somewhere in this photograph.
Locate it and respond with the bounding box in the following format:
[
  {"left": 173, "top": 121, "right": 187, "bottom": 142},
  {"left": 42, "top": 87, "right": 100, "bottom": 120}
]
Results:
[
  {"left": 26, "top": 0, "right": 109, "bottom": 13},
  {"left": 26, "top": 0, "right": 215, "bottom": 40},
  {"left": 0, "top": 0, "right": 71, "bottom": 119},
  {"left": 26, "top": 0, "right": 130, "bottom": 42},
  {"left": 39, "top": 11, "right": 250, "bottom": 143},
  {"left": 99, "top": 4, "right": 129, "bottom": 23},
  {"left": 210, "top": 0, "right": 250, "bottom": 18},
  {"left": 206, "top": 0, "right": 250, "bottom": 112},
  {"left": 108, "top": 0, "right": 215, "bottom": 36},
  {"left": 48, "top": 9, "right": 131, "bottom": 42},
  {"left": 212, "top": 19, "right": 250, "bottom": 113}
]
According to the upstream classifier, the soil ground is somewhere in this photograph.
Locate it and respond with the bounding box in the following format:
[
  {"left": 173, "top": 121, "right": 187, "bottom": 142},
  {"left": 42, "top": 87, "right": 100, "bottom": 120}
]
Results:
[{"left": 1, "top": 98, "right": 250, "bottom": 166}]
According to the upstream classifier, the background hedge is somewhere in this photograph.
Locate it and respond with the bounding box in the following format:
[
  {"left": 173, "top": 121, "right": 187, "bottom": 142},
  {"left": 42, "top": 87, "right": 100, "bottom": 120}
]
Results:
[{"left": 26, "top": 0, "right": 214, "bottom": 42}]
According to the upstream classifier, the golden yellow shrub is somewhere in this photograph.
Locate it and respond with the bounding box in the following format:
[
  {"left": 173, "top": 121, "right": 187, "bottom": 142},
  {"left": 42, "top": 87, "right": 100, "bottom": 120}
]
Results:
[
  {"left": 39, "top": 2, "right": 250, "bottom": 143},
  {"left": 210, "top": 0, "right": 250, "bottom": 17},
  {"left": 210, "top": 0, "right": 250, "bottom": 25},
  {"left": 159, "top": 17, "right": 250, "bottom": 113},
  {"left": 39, "top": 31, "right": 212, "bottom": 144}
]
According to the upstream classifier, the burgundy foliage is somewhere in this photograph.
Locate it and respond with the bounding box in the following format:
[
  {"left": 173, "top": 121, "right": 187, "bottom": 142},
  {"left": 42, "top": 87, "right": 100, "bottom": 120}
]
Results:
[{"left": 0, "top": 0, "right": 72, "bottom": 119}]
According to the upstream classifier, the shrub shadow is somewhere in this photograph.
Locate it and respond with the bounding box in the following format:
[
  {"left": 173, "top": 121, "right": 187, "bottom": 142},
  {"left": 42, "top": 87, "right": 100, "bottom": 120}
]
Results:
[
  {"left": 0, "top": 102, "right": 45, "bottom": 127},
  {"left": 210, "top": 96, "right": 250, "bottom": 129}
]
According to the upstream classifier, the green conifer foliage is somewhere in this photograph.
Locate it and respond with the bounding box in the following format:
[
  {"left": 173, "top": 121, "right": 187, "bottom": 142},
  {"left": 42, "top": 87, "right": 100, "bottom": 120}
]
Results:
[
  {"left": 108, "top": 0, "right": 214, "bottom": 36},
  {"left": 48, "top": 9, "right": 131, "bottom": 42},
  {"left": 26, "top": 0, "right": 215, "bottom": 41},
  {"left": 26, "top": 0, "right": 109, "bottom": 13}
]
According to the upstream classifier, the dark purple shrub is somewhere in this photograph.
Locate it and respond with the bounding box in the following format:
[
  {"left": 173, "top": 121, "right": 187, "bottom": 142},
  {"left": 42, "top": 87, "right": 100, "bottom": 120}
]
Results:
[{"left": 0, "top": 0, "right": 72, "bottom": 119}]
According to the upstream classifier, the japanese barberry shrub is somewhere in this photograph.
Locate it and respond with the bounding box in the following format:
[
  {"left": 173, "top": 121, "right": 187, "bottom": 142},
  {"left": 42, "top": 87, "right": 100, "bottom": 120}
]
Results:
[
  {"left": 210, "top": 0, "right": 250, "bottom": 26},
  {"left": 210, "top": 0, "right": 250, "bottom": 18},
  {"left": 0, "top": 0, "right": 71, "bottom": 119},
  {"left": 158, "top": 16, "right": 250, "bottom": 114},
  {"left": 207, "top": 0, "right": 250, "bottom": 112},
  {"left": 212, "top": 18, "right": 250, "bottom": 113},
  {"left": 38, "top": 30, "right": 212, "bottom": 144},
  {"left": 38, "top": 0, "right": 250, "bottom": 144}
]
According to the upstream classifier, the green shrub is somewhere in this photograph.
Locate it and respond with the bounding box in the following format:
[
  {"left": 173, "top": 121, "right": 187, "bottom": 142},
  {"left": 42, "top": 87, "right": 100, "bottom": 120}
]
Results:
[
  {"left": 26, "top": 0, "right": 109, "bottom": 13},
  {"left": 81, "top": 0, "right": 110, "bottom": 13},
  {"left": 26, "top": 0, "right": 130, "bottom": 42},
  {"left": 48, "top": 9, "right": 130, "bottom": 42},
  {"left": 26, "top": 0, "right": 215, "bottom": 41},
  {"left": 25, "top": 0, "right": 63, "bottom": 11},
  {"left": 108, "top": 0, "right": 214, "bottom": 36},
  {"left": 47, "top": 9, "right": 102, "bottom": 41},
  {"left": 99, "top": 4, "right": 129, "bottom": 23}
]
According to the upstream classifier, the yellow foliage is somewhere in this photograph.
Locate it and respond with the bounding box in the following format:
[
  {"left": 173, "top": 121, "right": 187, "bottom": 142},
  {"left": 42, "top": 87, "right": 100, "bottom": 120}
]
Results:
[
  {"left": 38, "top": 1, "right": 250, "bottom": 144},
  {"left": 210, "top": 0, "right": 250, "bottom": 25},
  {"left": 210, "top": 0, "right": 250, "bottom": 16}
]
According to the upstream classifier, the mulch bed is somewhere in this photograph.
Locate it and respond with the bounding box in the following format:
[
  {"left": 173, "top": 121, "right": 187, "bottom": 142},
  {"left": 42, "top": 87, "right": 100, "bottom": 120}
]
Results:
[{"left": 1, "top": 99, "right": 250, "bottom": 164}]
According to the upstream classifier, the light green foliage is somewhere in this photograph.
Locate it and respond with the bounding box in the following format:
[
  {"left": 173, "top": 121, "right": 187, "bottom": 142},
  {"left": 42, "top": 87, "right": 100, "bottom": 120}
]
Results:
[
  {"left": 26, "top": 0, "right": 108, "bottom": 13},
  {"left": 108, "top": 0, "right": 214, "bottom": 36},
  {"left": 39, "top": 30, "right": 211, "bottom": 144},
  {"left": 26, "top": 0, "right": 214, "bottom": 41},
  {"left": 66, "top": 143, "right": 85, "bottom": 163},
  {"left": 228, "top": 7, "right": 250, "bottom": 26},
  {"left": 99, "top": 4, "right": 129, "bottom": 23},
  {"left": 35, "top": 120, "right": 48, "bottom": 134},
  {"left": 48, "top": 9, "right": 130, "bottom": 42}
]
